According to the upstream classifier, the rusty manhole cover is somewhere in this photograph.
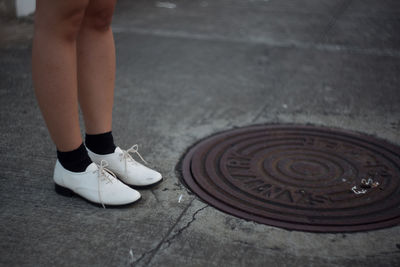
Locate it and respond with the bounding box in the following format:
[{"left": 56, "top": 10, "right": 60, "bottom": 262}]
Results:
[{"left": 180, "top": 125, "right": 400, "bottom": 232}]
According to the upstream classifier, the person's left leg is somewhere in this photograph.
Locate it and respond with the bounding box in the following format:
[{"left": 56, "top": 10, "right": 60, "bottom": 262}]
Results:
[
  {"left": 77, "top": 0, "right": 162, "bottom": 187},
  {"left": 77, "top": 0, "right": 116, "bottom": 136}
]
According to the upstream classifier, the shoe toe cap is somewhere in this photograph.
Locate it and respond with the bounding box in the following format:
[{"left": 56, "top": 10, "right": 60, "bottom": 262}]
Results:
[
  {"left": 136, "top": 170, "right": 162, "bottom": 186},
  {"left": 102, "top": 184, "right": 141, "bottom": 205},
  {"left": 120, "top": 166, "right": 162, "bottom": 186}
]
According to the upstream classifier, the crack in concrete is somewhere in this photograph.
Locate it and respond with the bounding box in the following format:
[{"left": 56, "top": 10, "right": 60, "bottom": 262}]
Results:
[
  {"left": 232, "top": 239, "right": 283, "bottom": 252},
  {"left": 130, "top": 199, "right": 194, "bottom": 267},
  {"left": 149, "top": 189, "right": 160, "bottom": 203},
  {"left": 162, "top": 204, "right": 209, "bottom": 251},
  {"left": 132, "top": 204, "right": 208, "bottom": 266},
  {"left": 130, "top": 246, "right": 155, "bottom": 266},
  {"left": 318, "top": 0, "right": 353, "bottom": 43}
]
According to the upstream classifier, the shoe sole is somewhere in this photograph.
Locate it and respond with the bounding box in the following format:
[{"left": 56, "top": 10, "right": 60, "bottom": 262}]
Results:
[
  {"left": 54, "top": 183, "right": 141, "bottom": 208},
  {"left": 128, "top": 177, "right": 164, "bottom": 189}
]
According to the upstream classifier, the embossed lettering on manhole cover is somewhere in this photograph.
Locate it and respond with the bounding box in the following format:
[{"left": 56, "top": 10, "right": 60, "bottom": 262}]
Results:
[{"left": 180, "top": 125, "right": 400, "bottom": 232}]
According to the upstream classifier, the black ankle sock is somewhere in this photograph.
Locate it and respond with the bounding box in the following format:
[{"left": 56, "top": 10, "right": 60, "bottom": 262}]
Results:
[
  {"left": 57, "top": 143, "right": 92, "bottom": 172},
  {"left": 85, "top": 131, "right": 116, "bottom": 155}
]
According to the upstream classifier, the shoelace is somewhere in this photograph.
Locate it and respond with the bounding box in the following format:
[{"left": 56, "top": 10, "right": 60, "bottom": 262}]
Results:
[
  {"left": 121, "top": 144, "right": 148, "bottom": 179},
  {"left": 93, "top": 160, "right": 116, "bottom": 209}
]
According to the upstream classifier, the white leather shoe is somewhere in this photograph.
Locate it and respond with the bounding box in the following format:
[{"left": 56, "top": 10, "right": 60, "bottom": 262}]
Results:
[
  {"left": 53, "top": 160, "right": 141, "bottom": 207},
  {"left": 87, "top": 145, "right": 163, "bottom": 187}
]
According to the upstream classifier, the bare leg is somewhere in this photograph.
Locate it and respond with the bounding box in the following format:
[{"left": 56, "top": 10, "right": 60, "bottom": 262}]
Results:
[
  {"left": 32, "top": 0, "right": 89, "bottom": 151},
  {"left": 77, "top": 0, "right": 117, "bottom": 135}
]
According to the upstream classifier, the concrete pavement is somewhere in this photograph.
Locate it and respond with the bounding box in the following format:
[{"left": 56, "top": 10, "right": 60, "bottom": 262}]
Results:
[{"left": 1, "top": 0, "right": 400, "bottom": 266}]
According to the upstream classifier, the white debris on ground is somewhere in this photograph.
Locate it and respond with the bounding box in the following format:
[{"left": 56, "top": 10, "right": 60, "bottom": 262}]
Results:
[{"left": 129, "top": 249, "right": 134, "bottom": 264}]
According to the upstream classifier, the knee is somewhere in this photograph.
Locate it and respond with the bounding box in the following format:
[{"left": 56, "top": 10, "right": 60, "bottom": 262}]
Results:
[
  {"left": 62, "top": 6, "right": 88, "bottom": 40},
  {"left": 83, "top": 0, "right": 117, "bottom": 32},
  {"left": 34, "top": 1, "right": 90, "bottom": 42}
]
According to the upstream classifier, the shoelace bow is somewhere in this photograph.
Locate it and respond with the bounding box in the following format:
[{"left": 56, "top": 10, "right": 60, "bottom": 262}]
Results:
[
  {"left": 93, "top": 160, "right": 117, "bottom": 209},
  {"left": 121, "top": 144, "right": 148, "bottom": 180}
]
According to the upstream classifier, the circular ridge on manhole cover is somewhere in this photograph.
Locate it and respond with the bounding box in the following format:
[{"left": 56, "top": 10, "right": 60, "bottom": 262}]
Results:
[{"left": 180, "top": 124, "right": 400, "bottom": 232}]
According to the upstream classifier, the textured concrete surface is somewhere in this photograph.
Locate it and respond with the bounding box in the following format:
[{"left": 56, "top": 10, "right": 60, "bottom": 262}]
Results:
[{"left": 1, "top": 0, "right": 400, "bottom": 266}]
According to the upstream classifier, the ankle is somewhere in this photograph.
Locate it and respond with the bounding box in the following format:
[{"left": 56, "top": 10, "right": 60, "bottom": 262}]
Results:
[
  {"left": 57, "top": 143, "right": 92, "bottom": 172},
  {"left": 85, "top": 131, "right": 116, "bottom": 155}
]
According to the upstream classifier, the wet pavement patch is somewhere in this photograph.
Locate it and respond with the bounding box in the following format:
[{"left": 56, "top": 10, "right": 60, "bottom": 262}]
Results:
[{"left": 180, "top": 125, "right": 400, "bottom": 232}]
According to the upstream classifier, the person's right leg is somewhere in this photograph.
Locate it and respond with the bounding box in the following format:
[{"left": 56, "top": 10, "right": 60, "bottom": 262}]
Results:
[{"left": 33, "top": 0, "right": 94, "bottom": 173}]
